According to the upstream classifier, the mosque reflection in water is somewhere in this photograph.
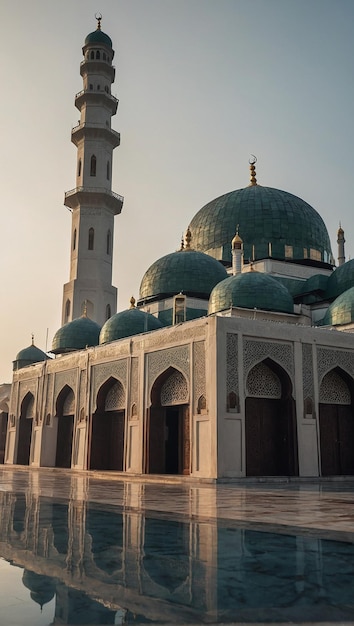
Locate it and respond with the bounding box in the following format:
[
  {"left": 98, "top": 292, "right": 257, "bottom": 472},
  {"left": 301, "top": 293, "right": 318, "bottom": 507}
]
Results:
[{"left": 1, "top": 479, "right": 354, "bottom": 624}]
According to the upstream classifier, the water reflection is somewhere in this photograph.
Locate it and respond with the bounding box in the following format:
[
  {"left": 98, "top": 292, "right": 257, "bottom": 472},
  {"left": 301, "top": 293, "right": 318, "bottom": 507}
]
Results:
[{"left": 0, "top": 485, "right": 354, "bottom": 624}]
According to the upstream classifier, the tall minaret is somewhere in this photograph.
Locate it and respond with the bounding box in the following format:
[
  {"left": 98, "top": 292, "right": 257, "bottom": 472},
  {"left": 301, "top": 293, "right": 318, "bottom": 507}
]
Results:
[
  {"left": 62, "top": 15, "right": 123, "bottom": 327},
  {"left": 337, "top": 223, "right": 345, "bottom": 267}
]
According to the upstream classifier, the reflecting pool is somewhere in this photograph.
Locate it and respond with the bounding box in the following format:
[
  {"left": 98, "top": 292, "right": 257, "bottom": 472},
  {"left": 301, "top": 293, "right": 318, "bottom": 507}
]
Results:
[{"left": 1, "top": 484, "right": 354, "bottom": 625}]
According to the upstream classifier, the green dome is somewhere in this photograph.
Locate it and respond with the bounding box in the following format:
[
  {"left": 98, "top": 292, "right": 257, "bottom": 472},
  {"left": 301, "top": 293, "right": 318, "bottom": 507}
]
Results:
[
  {"left": 139, "top": 249, "right": 228, "bottom": 302},
  {"left": 190, "top": 185, "right": 333, "bottom": 267},
  {"left": 325, "top": 259, "right": 354, "bottom": 300},
  {"left": 52, "top": 316, "right": 101, "bottom": 354},
  {"left": 100, "top": 308, "right": 163, "bottom": 344},
  {"left": 22, "top": 570, "right": 56, "bottom": 609},
  {"left": 85, "top": 28, "right": 112, "bottom": 48},
  {"left": 322, "top": 286, "right": 354, "bottom": 326},
  {"left": 14, "top": 343, "right": 48, "bottom": 371},
  {"left": 208, "top": 271, "right": 294, "bottom": 314}
]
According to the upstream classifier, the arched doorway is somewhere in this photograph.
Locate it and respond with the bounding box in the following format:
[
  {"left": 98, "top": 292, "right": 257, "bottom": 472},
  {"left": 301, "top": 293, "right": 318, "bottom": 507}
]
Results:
[
  {"left": 319, "top": 368, "right": 354, "bottom": 476},
  {"left": 16, "top": 393, "right": 35, "bottom": 465},
  {"left": 90, "top": 377, "right": 125, "bottom": 470},
  {"left": 147, "top": 367, "right": 190, "bottom": 475},
  {"left": 245, "top": 359, "right": 298, "bottom": 476},
  {"left": 55, "top": 386, "right": 75, "bottom": 468},
  {"left": 0, "top": 410, "right": 8, "bottom": 464}
]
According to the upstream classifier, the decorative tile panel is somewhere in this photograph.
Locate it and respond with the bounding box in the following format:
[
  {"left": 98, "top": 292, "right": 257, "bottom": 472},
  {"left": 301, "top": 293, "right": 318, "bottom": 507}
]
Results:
[
  {"left": 54, "top": 369, "right": 77, "bottom": 399},
  {"left": 105, "top": 381, "right": 125, "bottom": 411},
  {"left": 317, "top": 348, "right": 354, "bottom": 383},
  {"left": 246, "top": 362, "right": 281, "bottom": 398},
  {"left": 161, "top": 370, "right": 188, "bottom": 406},
  {"left": 319, "top": 370, "right": 351, "bottom": 404},
  {"left": 302, "top": 343, "right": 314, "bottom": 401},
  {"left": 193, "top": 341, "right": 206, "bottom": 413},
  {"left": 147, "top": 346, "right": 190, "bottom": 392},
  {"left": 226, "top": 333, "right": 238, "bottom": 397},
  {"left": 92, "top": 360, "right": 128, "bottom": 400},
  {"left": 243, "top": 339, "right": 294, "bottom": 380}
]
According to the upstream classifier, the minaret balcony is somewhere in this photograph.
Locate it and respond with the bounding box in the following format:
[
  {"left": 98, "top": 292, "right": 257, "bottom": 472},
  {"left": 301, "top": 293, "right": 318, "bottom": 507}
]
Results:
[
  {"left": 71, "top": 122, "right": 120, "bottom": 148},
  {"left": 75, "top": 89, "right": 118, "bottom": 115},
  {"left": 64, "top": 187, "right": 124, "bottom": 215},
  {"left": 80, "top": 60, "right": 115, "bottom": 82}
]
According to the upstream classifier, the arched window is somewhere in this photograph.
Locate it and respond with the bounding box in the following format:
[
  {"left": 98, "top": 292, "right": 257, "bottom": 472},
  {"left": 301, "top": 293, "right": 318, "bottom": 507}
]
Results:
[
  {"left": 106, "top": 160, "right": 110, "bottom": 180},
  {"left": 65, "top": 299, "right": 71, "bottom": 322},
  {"left": 88, "top": 228, "right": 94, "bottom": 250},
  {"left": 96, "top": 50, "right": 100, "bottom": 59},
  {"left": 77, "top": 159, "right": 81, "bottom": 177},
  {"left": 73, "top": 228, "right": 77, "bottom": 251},
  {"left": 103, "top": 52, "right": 106, "bottom": 61},
  {"left": 106, "top": 230, "right": 111, "bottom": 255},
  {"left": 90, "top": 155, "right": 96, "bottom": 176},
  {"left": 90, "top": 50, "right": 94, "bottom": 60},
  {"left": 106, "top": 304, "right": 111, "bottom": 320}
]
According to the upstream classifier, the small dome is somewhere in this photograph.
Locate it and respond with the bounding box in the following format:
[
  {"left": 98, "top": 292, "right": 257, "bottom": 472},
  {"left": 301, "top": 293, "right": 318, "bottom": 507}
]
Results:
[
  {"left": 85, "top": 28, "right": 112, "bottom": 48},
  {"left": 190, "top": 185, "right": 333, "bottom": 267},
  {"left": 326, "top": 259, "right": 354, "bottom": 300},
  {"left": 52, "top": 316, "right": 101, "bottom": 354},
  {"left": 13, "top": 343, "right": 48, "bottom": 371},
  {"left": 322, "top": 286, "right": 354, "bottom": 326},
  {"left": 22, "top": 570, "right": 55, "bottom": 609},
  {"left": 139, "top": 249, "right": 228, "bottom": 303},
  {"left": 208, "top": 271, "right": 294, "bottom": 314},
  {"left": 100, "top": 307, "right": 163, "bottom": 344}
]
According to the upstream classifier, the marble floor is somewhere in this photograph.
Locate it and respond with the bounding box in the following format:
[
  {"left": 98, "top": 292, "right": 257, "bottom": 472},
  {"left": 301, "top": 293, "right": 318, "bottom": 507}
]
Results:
[{"left": 1, "top": 467, "right": 354, "bottom": 625}]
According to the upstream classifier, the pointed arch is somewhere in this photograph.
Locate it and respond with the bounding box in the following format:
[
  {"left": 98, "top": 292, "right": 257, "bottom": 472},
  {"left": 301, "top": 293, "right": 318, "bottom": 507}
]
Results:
[
  {"left": 90, "top": 155, "right": 96, "bottom": 176},
  {"left": 65, "top": 299, "right": 71, "bottom": 323},
  {"left": 55, "top": 385, "right": 75, "bottom": 468},
  {"left": 245, "top": 358, "right": 297, "bottom": 477},
  {"left": 90, "top": 377, "right": 125, "bottom": 471}
]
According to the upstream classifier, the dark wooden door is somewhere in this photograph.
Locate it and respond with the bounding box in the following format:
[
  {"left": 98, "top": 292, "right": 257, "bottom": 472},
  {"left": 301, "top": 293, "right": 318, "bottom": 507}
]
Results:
[
  {"left": 148, "top": 408, "right": 165, "bottom": 474},
  {"left": 320, "top": 404, "right": 354, "bottom": 476},
  {"left": 246, "top": 397, "right": 296, "bottom": 476},
  {"left": 55, "top": 415, "right": 74, "bottom": 468},
  {"left": 16, "top": 416, "right": 32, "bottom": 465},
  {"left": 90, "top": 411, "right": 124, "bottom": 471},
  {"left": 110, "top": 411, "right": 124, "bottom": 470},
  {"left": 0, "top": 413, "right": 8, "bottom": 464}
]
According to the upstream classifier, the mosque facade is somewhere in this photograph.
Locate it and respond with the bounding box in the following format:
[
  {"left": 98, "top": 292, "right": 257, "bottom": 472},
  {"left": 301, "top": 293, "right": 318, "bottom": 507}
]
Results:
[{"left": 2, "top": 20, "right": 354, "bottom": 480}]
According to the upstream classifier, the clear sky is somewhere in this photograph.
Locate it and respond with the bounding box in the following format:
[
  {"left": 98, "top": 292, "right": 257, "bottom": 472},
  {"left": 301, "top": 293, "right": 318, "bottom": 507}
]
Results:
[{"left": 1, "top": 0, "right": 354, "bottom": 382}]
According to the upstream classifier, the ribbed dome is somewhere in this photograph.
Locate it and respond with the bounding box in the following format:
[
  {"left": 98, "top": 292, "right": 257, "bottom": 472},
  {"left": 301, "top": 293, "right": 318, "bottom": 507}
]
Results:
[
  {"left": 13, "top": 344, "right": 48, "bottom": 371},
  {"left": 85, "top": 28, "right": 112, "bottom": 48},
  {"left": 325, "top": 259, "right": 354, "bottom": 300},
  {"left": 139, "top": 249, "right": 228, "bottom": 303},
  {"left": 190, "top": 185, "right": 333, "bottom": 267},
  {"left": 100, "top": 308, "right": 163, "bottom": 344},
  {"left": 322, "top": 286, "right": 354, "bottom": 326},
  {"left": 52, "top": 316, "right": 101, "bottom": 354},
  {"left": 208, "top": 271, "right": 294, "bottom": 314}
]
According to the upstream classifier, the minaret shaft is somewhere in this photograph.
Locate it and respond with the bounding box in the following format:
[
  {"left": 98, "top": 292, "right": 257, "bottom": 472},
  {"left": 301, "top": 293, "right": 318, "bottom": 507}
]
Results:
[{"left": 61, "top": 22, "right": 123, "bottom": 327}]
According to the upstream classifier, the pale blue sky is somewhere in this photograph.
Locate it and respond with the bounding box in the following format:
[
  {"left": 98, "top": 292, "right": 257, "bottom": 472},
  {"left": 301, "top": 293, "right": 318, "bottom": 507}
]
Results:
[{"left": 0, "top": 0, "right": 353, "bottom": 381}]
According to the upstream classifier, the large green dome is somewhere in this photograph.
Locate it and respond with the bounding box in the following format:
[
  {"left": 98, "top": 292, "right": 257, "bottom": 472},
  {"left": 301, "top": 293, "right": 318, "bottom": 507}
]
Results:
[
  {"left": 190, "top": 184, "right": 333, "bottom": 267},
  {"left": 139, "top": 248, "right": 228, "bottom": 303},
  {"left": 100, "top": 307, "right": 163, "bottom": 344},
  {"left": 209, "top": 271, "right": 294, "bottom": 314},
  {"left": 52, "top": 316, "right": 101, "bottom": 354},
  {"left": 325, "top": 259, "right": 354, "bottom": 300},
  {"left": 321, "top": 286, "right": 354, "bottom": 326}
]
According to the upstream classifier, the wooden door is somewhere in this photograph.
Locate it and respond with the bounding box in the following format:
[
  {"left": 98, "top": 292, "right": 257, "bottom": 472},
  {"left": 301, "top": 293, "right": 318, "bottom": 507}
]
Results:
[
  {"left": 320, "top": 404, "right": 354, "bottom": 476},
  {"left": 148, "top": 408, "right": 165, "bottom": 474}
]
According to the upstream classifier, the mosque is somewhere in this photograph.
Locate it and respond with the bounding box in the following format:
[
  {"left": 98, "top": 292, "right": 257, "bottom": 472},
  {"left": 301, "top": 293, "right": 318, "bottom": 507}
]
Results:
[{"left": 2, "top": 18, "right": 354, "bottom": 480}]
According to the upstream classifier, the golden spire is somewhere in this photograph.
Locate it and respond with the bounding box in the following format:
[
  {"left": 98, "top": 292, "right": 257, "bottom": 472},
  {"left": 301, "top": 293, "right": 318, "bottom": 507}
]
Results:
[
  {"left": 129, "top": 296, "right": 136, "bottom": 309},
  {"left": 248, "top": 155, "right": 257, "bottom": 186},
  {"left": 232, "top": 224, "right": 243, "bottom": 249},
  {"left": 95, "top": 12, "right": 102, "bottom": 30},
  {"left": 185, "top": 226, "right": 192, "bottom": 250},
  {"left": 180, "top": 233, "right": 185, "bottom": 251}
]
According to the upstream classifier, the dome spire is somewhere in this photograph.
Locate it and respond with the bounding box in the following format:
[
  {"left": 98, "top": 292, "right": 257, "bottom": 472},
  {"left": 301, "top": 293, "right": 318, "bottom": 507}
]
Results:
[
  {"left": 248, "top": 155, "right": 258, "bottom": 186},
  {"left": 95, "top": 12, "right": 102, "bottom": 30},
  {"left": 129, "top": 296, "right": 136, "bottom": 309},
  {"left": 185, "top": 227, "right": 192, "bottom": 250},
  {"left": 231, "top": 226, "right": 243, "bottom": 275}
]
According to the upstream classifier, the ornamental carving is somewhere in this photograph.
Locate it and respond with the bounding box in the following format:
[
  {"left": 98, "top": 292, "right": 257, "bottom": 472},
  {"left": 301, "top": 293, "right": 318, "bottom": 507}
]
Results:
[
  {"left": 45, "top": 374, "right": 54, "bottom": 415},
  {"left": 142, "top": 324, "right": 205, "bottom": 351},
  {"left": 317, "top": 348, "right": 354, "bottom": 384},
  {"left": 160, "top": 370, "right": 189, "bottom": 406},
  {"left": 227, "top": 333, "right": 239, "bottom": 398},
  {"left": 105, "top": 381, "right": 125, "bottom": 411},
  {"left": 147, "top": 346, "right": 190, "bottom": 393},
  {"left": 302, "top": 343, "right": 314, "bottom": 401},
  {"left": 246, "top": 362, "right": 282, "bottom": 399},
  {"left": 18, "top": 380, "right": 37, "bottom": 409},
  {"left": 54, "top": 369, "right": 77, "bottom": 399},
  {"left": 130, "top": 358, "right": 139, "bottom": 412},
  {"left": 319, "top": 370, "right": 351, "bottom": 405},
  {"left": 193, "top": 341, "right": 206, "bottom": 413},
  {"left": 243, "top": 339, "right": 294, "bottom": 380},
  {"left": 63, "top": 390, "right": 75, "bottom": 416},
  {"left": 92, "top": 360, "right": 128, "bottom": 400}
]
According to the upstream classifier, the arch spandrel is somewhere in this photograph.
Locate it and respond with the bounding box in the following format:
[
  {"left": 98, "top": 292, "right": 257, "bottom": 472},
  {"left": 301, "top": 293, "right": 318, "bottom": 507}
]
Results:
[
  {"left": 150, "top": 367, "right": 189, "bottom": 408},
  {"left": 94, "top": 376, "right": 125, "bottom": 413},
  {"left": 243, "top": 339, "right": 294, "bottom": 385},
  {"left": 319, "top": 368, "right": 353, "bottom": 405},
  {"left": 245, "top": 357, "right": 293, "bottom": 400},
  {"left": 55, "top": 385, "right": 76, "bottom": 417}
]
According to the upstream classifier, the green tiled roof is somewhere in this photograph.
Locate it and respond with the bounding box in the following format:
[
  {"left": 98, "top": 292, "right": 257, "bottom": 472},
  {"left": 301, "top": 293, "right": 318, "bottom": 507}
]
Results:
[
  {"left": 325, "top": 259, "right": 354, "bottom": 300},
  {"left": 190, "top": 185, "right": 333, "bottom": 266},
  {"left": 321, "top": 286, "right": 354, "bottom": 326},
  {"left": 52, "top": 317, "right": 101, "bottom": 354},
  {"left": 14, "top": 344, "right": 48, "bottom": 370},
  {"left": 208, "top": 271, "right": 294, "bottom": 314},
  {"left": 85, "top": 29, "right": 112, "bottom": 48},
  {"left": 139, "top": 249, "right": 228, "bottom": 302},
  {"left": 100, "top": 308, "right": 163, "bottom": 344}
]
